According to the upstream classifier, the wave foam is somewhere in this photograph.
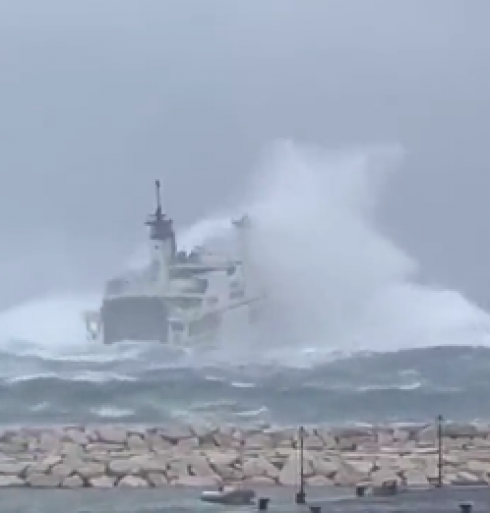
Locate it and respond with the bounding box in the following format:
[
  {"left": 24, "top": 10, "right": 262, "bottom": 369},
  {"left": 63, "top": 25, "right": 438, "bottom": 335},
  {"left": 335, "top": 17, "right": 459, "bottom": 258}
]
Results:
[{"left": 241, "top": 141, "right": 490, "bottom": 356}]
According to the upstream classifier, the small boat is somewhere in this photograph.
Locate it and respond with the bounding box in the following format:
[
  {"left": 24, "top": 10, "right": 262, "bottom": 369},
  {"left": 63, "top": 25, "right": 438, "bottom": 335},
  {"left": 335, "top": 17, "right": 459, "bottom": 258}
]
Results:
[{"left": 200, "top": 488, "right": 256, "bottom": 505}]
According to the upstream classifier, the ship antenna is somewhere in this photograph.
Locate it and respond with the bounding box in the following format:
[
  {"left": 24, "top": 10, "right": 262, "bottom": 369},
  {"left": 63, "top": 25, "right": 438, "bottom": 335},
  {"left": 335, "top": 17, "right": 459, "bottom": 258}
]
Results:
[{"left": 155, "top": 179, "right": 163, "bottom": 219}]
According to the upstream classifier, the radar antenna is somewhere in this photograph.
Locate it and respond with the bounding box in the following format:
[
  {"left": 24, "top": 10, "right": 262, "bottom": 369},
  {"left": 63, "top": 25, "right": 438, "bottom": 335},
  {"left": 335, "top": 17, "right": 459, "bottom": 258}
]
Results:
[{"left": 145, "top": 179, "right": 175, "bottom": 257}]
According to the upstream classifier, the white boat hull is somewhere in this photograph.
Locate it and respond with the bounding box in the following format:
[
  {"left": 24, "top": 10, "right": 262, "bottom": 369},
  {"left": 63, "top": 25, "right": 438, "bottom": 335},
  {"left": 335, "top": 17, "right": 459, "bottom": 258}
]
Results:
[{"left": 200, "top": 488, "right": 255, "bottom": 505}]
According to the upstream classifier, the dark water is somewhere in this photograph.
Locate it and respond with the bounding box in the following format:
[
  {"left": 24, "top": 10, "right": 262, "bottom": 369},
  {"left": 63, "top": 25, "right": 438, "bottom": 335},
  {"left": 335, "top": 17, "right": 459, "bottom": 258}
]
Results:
[
  {"left": 1, "top": 343, "right": 490, "bottom": 426},
  {"left": 1, "top": 487, "right": 488, "bottom": 513}
]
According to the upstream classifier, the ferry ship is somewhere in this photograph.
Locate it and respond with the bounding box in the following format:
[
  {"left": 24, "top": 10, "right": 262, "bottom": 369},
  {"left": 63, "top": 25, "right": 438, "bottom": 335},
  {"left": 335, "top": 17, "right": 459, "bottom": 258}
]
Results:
[{"left": 83, "top": 181, "right": 265, "bottom": 345}]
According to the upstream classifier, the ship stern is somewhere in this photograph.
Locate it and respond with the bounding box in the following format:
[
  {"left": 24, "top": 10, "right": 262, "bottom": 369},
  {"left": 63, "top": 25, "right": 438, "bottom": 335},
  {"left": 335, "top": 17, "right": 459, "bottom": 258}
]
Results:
[{"left": 100, "top": 296, "right": 169, "bottom": 344}]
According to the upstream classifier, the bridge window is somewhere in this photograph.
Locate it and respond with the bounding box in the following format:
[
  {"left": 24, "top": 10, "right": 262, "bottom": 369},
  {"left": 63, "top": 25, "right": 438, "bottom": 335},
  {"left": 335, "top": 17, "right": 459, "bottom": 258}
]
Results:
[
  {"left": 166, "top": 297, "right": 202, "bottom": 309},
  {"left": 169, "top": 268, "right": 195, "bottom": 279},
  {"left": 170, "top": 321, "right": 185, "bottom": 332}
]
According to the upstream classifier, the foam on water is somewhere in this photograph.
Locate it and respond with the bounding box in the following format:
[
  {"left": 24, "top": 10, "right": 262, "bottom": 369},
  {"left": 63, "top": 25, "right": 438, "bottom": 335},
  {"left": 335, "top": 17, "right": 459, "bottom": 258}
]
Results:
[
  {"left": 0, "top": 293, "right": 97, "bottom": 353},
  {"left": 242, "top": 141, "right": 490, "bottom": 357},
  {"left": 0, "top": 141, "right": 489, "bottom": 367},
  {"left": 0, "top": 292, "right": 144, "bottom": 363},
  {"left": 179, "top": 141, "right": 490, "bottom": 366}
]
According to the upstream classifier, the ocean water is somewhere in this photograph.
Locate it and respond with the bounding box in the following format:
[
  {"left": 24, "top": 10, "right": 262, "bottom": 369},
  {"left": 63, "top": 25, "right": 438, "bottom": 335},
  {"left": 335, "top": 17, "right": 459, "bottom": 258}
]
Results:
[
  {"left": 1, "top": 142, "right": 490, "bottom": 427},
  {"left": 0, "top": 342, "right": 490, "bottom": 426}
]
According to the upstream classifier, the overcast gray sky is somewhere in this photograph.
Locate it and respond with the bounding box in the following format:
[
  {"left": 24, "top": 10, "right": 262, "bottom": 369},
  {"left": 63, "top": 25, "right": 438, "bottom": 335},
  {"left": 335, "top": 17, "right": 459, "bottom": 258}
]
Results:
[{"left": 0, "top": 0, "right": 489, "bottom": 309}]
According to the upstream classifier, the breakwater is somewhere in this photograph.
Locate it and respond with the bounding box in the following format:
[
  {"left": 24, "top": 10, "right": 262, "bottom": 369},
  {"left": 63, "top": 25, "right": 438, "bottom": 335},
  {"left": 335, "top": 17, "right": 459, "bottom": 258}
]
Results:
[{"left": 0, "top": 421, "right": 489, "bottom": 488}]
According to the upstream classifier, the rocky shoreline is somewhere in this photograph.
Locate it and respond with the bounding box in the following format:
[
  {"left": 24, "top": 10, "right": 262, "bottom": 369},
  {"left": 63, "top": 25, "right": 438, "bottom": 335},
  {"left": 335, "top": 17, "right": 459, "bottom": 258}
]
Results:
[{"left": 0, "top": 422, "right": 489, "bottom": 488}]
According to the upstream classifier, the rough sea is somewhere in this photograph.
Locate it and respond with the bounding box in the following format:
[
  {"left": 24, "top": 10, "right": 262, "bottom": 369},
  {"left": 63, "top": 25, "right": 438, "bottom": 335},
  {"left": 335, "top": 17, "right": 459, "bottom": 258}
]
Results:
[
  {"left": 2, "top": 144, "right": 490, "bottom": 429},
  {"left": 1, "top": 341, "right": 490, "bottom": 427}
]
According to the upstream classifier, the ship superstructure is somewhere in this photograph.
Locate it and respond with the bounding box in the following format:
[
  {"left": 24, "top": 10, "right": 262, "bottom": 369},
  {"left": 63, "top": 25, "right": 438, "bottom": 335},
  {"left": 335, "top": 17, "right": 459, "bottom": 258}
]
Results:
[{"left": 83, "top": 181, "right": 264, "bottom": 345}]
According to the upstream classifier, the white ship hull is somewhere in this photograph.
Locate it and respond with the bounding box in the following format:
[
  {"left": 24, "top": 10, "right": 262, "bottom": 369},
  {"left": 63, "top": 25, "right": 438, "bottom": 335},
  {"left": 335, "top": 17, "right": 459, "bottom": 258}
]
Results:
[{"left": 84, "top": 294, "right": 264, "bottom": 347}]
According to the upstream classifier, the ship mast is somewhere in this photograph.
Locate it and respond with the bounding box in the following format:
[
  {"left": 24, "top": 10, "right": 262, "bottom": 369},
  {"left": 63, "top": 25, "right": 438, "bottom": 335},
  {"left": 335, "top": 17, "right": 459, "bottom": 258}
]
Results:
[
  {"left": 154, "top": 179, "right": 163, "bottom": 219},
  {"left": 145, "top": 180, "right": 176, "bottom": 288}
]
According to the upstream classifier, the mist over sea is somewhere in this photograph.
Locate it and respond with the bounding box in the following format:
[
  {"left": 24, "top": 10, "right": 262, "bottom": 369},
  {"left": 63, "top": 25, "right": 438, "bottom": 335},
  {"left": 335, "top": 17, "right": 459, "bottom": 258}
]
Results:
[{"left": 1, "top": 143, "right": 490, "bottom": 427}]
